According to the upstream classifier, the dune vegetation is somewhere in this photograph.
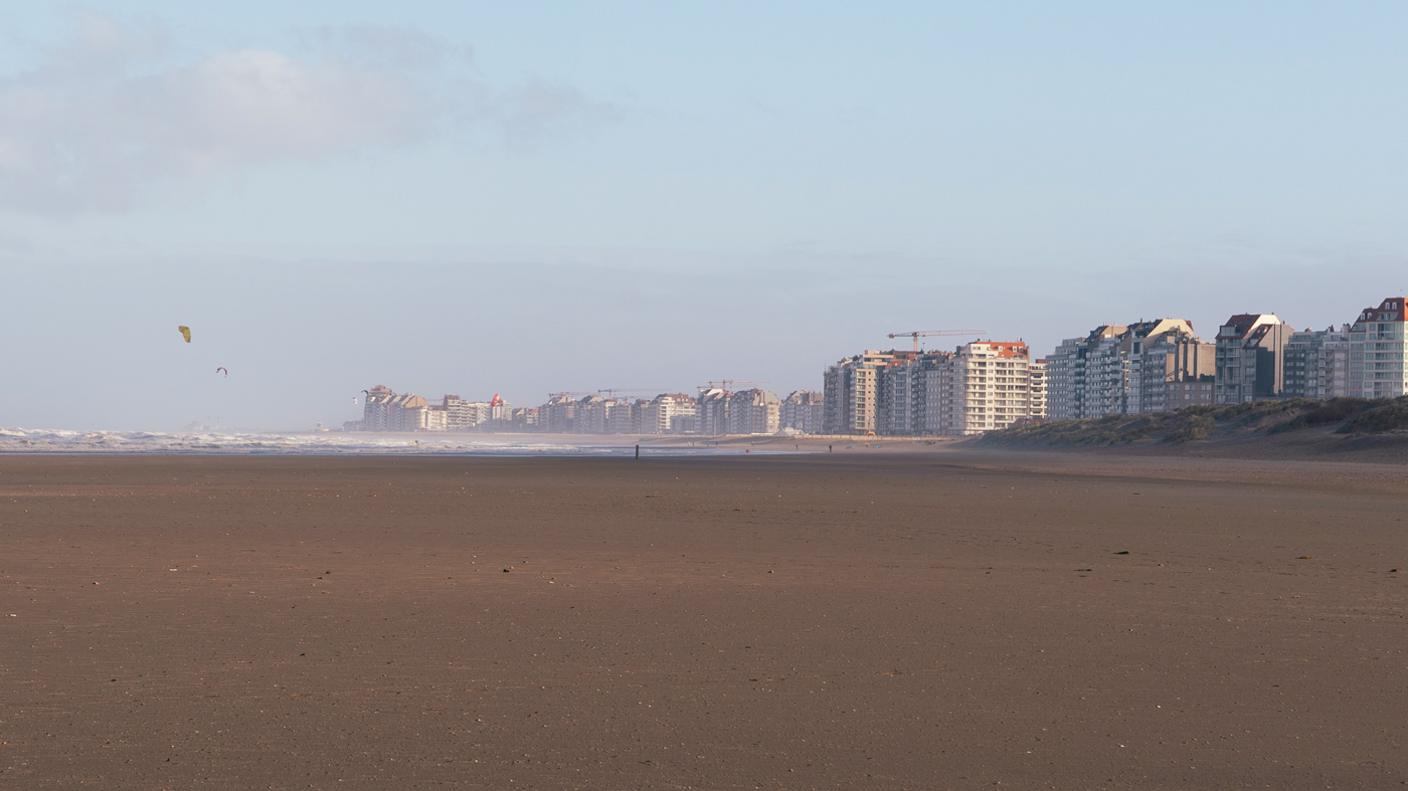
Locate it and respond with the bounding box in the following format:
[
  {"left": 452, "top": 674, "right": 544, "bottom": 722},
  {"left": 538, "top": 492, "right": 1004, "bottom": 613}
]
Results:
[{"left": 980, "top": 397, "right": 1408, "bottom": 447}]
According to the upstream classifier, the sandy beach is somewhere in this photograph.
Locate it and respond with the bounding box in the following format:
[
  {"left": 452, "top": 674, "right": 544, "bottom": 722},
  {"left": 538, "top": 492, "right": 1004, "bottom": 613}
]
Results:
[{"left": 2, "top": 450, "right": 1405, "bottom": 789}]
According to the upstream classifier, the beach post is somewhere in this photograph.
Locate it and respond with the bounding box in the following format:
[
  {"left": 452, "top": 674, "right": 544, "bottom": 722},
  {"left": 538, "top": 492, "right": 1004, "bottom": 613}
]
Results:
[{"left": 635, "top": 444, "right": 640, "bottom": 460}]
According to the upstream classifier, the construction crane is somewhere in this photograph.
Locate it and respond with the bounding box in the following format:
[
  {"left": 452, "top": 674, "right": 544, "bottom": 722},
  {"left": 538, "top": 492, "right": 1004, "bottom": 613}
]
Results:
[
  {"left": 595, "top": 388, "right": 666, "bottom": 400},
  {"left": 886, "top": 329, "right": 987, "bottom": 352},
  {"left": 697, "top": 379, "right": 760, "bottom": 393}
]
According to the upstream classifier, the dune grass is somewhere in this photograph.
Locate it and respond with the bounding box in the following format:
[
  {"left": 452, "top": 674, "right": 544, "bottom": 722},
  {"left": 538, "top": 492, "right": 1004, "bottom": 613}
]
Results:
[{"left": 981, "top": 397, "right": 1408, "bottom": 447}]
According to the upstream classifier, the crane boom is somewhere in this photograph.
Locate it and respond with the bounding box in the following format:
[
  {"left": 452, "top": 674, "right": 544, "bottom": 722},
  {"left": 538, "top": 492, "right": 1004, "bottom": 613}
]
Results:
[{"left": 885, "top": 329, "right": 987, "bottom": 352}]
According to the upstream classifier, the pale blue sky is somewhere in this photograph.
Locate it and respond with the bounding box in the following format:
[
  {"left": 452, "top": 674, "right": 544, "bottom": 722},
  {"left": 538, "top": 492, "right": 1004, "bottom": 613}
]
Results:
[{"left": 2, "top": 2, "right": 1406, "bottom": 429}]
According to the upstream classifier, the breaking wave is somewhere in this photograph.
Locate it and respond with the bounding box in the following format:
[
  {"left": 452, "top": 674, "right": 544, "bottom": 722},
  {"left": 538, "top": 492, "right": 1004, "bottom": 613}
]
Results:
[{"left": 0, "top": 428, "right": 719, "bottom": 457}]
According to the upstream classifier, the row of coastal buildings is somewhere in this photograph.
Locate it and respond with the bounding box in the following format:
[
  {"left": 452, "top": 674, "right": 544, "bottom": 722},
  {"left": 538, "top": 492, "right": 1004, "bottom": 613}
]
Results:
[
  {"left": 346, "top": 385, "right": 826, "bottom": 436},
  {"left": 820, "top": 295, "right": 1408, "bottom": 435},
  {"left": 1048, "top": 296, "right": 1408, "bottom": 420},
  {"left": 350, "top": 388, "right": 514, "bottom": 432},
  {"left": 345, "top": 295, "right": 1408, "bottom": 437}
]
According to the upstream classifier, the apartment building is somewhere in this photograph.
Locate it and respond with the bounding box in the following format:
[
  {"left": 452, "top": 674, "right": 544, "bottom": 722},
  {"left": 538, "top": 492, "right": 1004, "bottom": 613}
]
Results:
[
  {"left": 443, "top": 395, "right": 494, "bottom": 430},
  {"left": 936, "top": 341, "right": 1034, "bottom": 436},
  {"left": 360, "top": 385, "right": 396, "bottom": 430},
  {"left": 1129, "top": 328, "right": 1215, "bottom": 413},
  {"left": 424, "top": 404, "right": 449, "bottom": 432},
  {"left": 641, "top": 393, "right": 698, "bottom": 434},
  {"left": 823, "top": 350, "right": 904, "bottom": 434},
  {"left": 727, "top": 389, "right": 781, "bottom": 435},
  {"left": 359, "top": 386, "right": 432, "bottom": 431},
  {"left": 1046, "top": 325, "right": 1125, "bottom": 421},
  {"left": 1091, "top": 320, "right": 1199, "bottom": 417},
  {"left": 823, "top": 343, "right": 1039, "bottom": 436},
  {"left": 877, "top": 351, "right": 950, "bottom": 435},
  {"left": 696, "top": 388, "right": 732, "bottom": 436},
  {"left": 1028, "top": 358, "right": 1049, "bottom": 420},
  {"left": 488, "top": 394, "right": 510, "bottom": 423},
  {"left": 1284, "top": 325, "right": 1351, "bottom": 400},
  {"left": 1348, "top": 297, "right": 1408, "bottom": 399},
  {"left": 1048, "top": 320, "right": 1206, "bottom": 418},
  {"left": 571, "top": 394, "right": 638, "bottom": 434},
  {"left": 509, "top": 407, "right": 540, "bottom": 430},
  {"left": 541, "top": 394, "right": 579, "bottom": 433},
  {"left": 1215, "top": 314, "right": 1294, "bottom": 404},
  {"left": 604, "top": 398, "right": 639, "bottom": 434},
  {"left": 780, "top": 391, "right": 825, "bottom": 434}
]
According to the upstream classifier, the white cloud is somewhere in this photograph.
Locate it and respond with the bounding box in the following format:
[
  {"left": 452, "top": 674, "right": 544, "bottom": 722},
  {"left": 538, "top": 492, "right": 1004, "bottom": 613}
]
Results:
[
  {"left": 295, "top": 24, "right": 473, "bottom": 71},
  {"left": 0, "top": 13, "right": 616, "bottom": 215}
]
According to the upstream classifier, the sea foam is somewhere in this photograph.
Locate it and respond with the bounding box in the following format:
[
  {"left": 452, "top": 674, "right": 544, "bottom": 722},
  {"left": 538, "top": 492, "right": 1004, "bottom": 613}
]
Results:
[{"left": 0, "top": 428, "right": 719, "bottom": 456}]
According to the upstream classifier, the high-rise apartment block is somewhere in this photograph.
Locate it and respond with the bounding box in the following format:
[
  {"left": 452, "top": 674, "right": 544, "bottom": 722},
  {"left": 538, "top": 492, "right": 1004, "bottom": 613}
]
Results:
[
  {"left": 359, "top": 385, "right": 432, "bottom": 431},
  {"left": 641, "top": 393, "right": 698, "bottom": 434},
  {"left": 1048, "top": 320, "right": 1210, "bottom": 418},
  {"left": 877, "top": 351, "right": 950, "bottom": 436},
  {"left": 443, "top": 395, "right": 494, "bottom": 430},
  {"left": 1028, "top": 358, "right": 1049, "bottom": 420},
  {"left": 823, "top": 350, "right": 906, "bottom": 434},
  {"left": 1129, "top": 328, "right": 1215, "bottom": 414},
  {"left": 696, "top": 388, "right": 732, "bottom": 436},
  {"left": 1214, "top": 314, "right": 1294, "bottom": 404},
  {"left": 1348, "top": 297, "right": 1408, "bottom": 400},
  {"left": 727, "top": 389, "right": 781, "bottom": 435},
  {"left": 1046, "top": 326, "right": 1124, "bottom": 421},
  {"left": 824, "top": 342, "right": 1039, "bottom": 436},
  {"left": 1284, "top": 325, "right": 1351, "bottom": 400},
  {"left": 938, "top": 341, "right": 1036, "bottom": 435},
  {"left": 780, "top": 391, "right": 825, "bottom": 434}
]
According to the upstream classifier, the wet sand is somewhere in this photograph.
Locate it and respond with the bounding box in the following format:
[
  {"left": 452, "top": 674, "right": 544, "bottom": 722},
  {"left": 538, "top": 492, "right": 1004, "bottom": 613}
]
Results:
[{"left": 2, "top": 452, "right": 1405, "bottom": 789}]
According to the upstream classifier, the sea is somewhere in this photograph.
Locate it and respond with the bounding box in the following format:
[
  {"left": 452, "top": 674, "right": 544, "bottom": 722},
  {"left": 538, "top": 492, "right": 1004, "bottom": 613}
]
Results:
[{"left": 0, "top": 428, "right": 744, "bottom": 457}]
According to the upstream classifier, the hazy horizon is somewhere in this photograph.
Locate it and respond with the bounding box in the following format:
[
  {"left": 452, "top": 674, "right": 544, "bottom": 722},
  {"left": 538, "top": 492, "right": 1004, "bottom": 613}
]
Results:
[{"left": 4, "top": 3, "right": 1406, "bottom": 431}]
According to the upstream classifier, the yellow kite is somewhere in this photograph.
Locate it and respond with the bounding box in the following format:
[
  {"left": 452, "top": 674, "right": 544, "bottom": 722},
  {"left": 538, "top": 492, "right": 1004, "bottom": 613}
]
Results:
[{"left": 177, "top": 325, "right": 191, "bottom": 343}]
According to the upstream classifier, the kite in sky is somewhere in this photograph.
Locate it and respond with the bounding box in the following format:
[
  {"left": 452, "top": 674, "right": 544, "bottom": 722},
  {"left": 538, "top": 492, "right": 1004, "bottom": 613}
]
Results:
[{"left": 177, "top": 325, "right": 191, "bottom": 343}]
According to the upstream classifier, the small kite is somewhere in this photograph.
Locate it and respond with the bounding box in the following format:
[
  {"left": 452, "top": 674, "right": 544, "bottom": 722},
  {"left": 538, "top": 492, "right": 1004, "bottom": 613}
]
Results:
[
  {"left": 216, "top": 367, "right": 229, "bottom": 378},
  {"left": 177, "top": 325, "right": 192, "bottom": 343}
]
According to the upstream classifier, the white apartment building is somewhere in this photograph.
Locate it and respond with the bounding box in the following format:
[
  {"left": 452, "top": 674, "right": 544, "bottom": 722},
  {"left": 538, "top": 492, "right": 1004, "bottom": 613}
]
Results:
[
  {"left": 359, "top": 386, "right": 431, "bottom": 431},
  {"left": 423, "top": 405, "right": 449, "bottom": 431},
  {"left": 1028, "top": 358, "right": 1049, "bottom": 420},
  {"left": 1349, "top": 297, "right": 1408, "bottom": 399},
  {"left": 938, "top": 341, "right": 1034, "bottom": 436},
  {"left": 825, "top": 344, "right": 1039, "bottom": 436},
  {"left": 641, "top": 393, "right": 698, "bottom": 434},
  {"left": 443, "top": 395, "right": 495, "bottom": 430}
]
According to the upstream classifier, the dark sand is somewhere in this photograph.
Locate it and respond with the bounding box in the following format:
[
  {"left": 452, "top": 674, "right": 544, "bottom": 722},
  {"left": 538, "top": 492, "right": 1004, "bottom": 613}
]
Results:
[{"left": 2, "top": 452, "right": 1405, "bottom": 789}]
